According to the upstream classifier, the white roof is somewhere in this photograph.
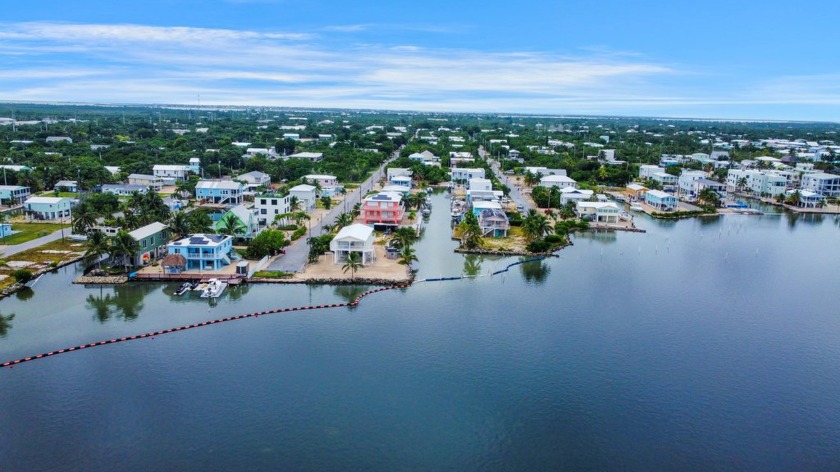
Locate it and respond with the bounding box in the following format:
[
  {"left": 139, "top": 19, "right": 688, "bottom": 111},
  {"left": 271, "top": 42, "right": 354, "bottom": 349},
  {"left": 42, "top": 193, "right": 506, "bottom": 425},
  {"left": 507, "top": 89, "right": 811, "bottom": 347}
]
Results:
[
  {"left": 541, "top": 175, "right": 576, "bottom": 184},
  {"left": 646, "top": 190, "right": 673, "bottom": 198},
  {"left": 289, "top": 152, "right": 323, "bottom": 159},
  {"left": 196, "top": 180, "right": 242, "bottom": 190},
  {"left": 128, "top": 173, "right": 158, "bottom": 180},
  {"left": 333, "top": 223, "right": 374, "bottom": 242},
  {"left": 153, "top": 164, "right": 190, "bottom": 171},
  {"left": 303, "top": 174, "right": 336, "bottom": 180},
  {"left": 560, "top": 187, "right": 593, "bottom": 195},
  {"left": 364, "top": 191, "right": 402, "bottom": 203},
  {"left": 627, "top": 183, "right": 647, "bottom": 191},
  {"left": 129, "top": 222, "right": 168, "bottom": 241},
  {"left": 472, "top": 200, "right": 502, "bottom": 210},
  {"left": 25, "top": 196, "right": 68, "bottom": 205},
  {"left": 54, "top": 180, "right": 77, "bottom": 187},
  {"left": 290, "top": 184, "right": 316, "bottom": 192},
  {"left": 239, "top": 171, "right": 269, "bottom": 180},
  {"left": 577, "top": 202, "right": 619, "bottom": 210}
]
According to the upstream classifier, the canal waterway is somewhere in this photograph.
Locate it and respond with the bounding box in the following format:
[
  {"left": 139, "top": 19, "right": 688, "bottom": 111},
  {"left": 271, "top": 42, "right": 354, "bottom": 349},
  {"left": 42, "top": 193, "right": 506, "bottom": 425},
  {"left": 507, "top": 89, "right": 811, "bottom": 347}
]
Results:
[{"left": 1, "top": 192, "right": 840, "bottom": 470}]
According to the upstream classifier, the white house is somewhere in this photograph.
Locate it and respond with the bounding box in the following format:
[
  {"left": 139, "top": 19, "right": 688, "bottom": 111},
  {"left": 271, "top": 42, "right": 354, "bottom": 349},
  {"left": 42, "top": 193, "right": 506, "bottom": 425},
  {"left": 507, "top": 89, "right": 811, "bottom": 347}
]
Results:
[
  {"left": 153, "top": 164, "right": 193, "bottom": 182},
  {"left": 576, "top": 202, "right": 621, "bottom": 223},
  {"left": 559, "top": 187, "right": 594, "bottom": 205},
  {"left": 387, "top": 168, "right": 412, "bottom": 180},
  {"left": 800, "top": 172, "right": 840, "bottom": 197},
  {"left": 242, "top": 148, "right": 280, "bottom": 160},
  {"left": 467, "top": 178, "right": 492, "bottom": 191},
  {"left": 678, "top": 170, "right": 707, "bottom": 196},
  {"left": 238, "top": 171, "right": 271, "bottom": 189},
  {"left": 650, "top": 172, "right": 677, "bottom": 188},
  {"left": 539, "top": 175, "right": 578, "bottom": 189},
  {"left": 254, "top": 193, "right": 291, "bottom": 227},
  {"left": 451, "top": 168, "right": 485, "bottom": 181},
  {"left": 525, "top": 167, "right": 566, "bottom": 177},
  {"left": 330, "top": 223, "right": 376, "bottom": 265},
  {"left": 101, "top": 184, "right": 149, "bottom": 196},
  {"left": 639, "top": 165, "right": 665, "bottom": 180},
  {"left": 303, "top": 174, "right": 341, "bottom": 196},
  {"left": 128, "top": 174, "right": 164, "bottom": 191},
  {"left": 289, "top": 184, "right": 317, "bottom": 211}
]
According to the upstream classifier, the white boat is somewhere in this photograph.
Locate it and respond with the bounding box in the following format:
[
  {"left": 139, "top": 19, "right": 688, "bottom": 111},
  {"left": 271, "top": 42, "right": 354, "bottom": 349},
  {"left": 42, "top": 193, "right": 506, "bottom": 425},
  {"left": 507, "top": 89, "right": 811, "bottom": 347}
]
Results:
[
  {"left": 422, "top": 208, "right": 431, "bottom": 217},
  {"left": 630, "top": 203, "right": 643, "bottom": 211},
  {"left": 199, "top": 278, "right": 228, "bottom": 299}
]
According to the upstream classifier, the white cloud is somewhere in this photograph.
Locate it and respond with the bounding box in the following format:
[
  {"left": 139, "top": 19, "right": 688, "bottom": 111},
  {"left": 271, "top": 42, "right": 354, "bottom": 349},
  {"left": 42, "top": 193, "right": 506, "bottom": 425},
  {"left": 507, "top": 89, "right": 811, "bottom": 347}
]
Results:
[{"left": 7, "top": 20, "right": 835, "bottom": 119}]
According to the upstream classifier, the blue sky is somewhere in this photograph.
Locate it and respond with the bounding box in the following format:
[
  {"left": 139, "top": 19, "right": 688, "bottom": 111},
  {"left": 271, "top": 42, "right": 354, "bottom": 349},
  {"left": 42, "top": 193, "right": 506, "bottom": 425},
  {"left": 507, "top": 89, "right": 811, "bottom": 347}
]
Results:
[{"left": 2, "top": 0, "right": 839, "bottom": 121}]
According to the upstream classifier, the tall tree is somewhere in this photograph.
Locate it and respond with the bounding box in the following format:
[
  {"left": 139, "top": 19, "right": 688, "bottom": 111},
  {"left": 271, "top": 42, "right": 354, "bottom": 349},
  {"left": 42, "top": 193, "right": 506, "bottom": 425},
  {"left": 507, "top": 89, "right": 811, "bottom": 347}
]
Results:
[{"left": 342, "top": 251, "right": 362, "bottom": 280}]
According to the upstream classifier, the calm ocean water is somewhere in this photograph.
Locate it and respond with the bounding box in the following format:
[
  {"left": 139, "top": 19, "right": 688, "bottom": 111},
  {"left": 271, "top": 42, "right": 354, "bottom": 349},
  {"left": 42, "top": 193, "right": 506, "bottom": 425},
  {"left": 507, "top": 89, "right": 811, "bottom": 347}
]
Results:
[{"left": 1, "top": 194, "right": 839, "bottom": 471}]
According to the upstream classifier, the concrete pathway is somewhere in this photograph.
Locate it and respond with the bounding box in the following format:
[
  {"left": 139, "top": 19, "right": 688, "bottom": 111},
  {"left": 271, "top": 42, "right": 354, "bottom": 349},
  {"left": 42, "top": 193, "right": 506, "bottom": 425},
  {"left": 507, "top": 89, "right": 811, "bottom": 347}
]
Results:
[
  {"left": 0, "top": 228, "right": 70, "bottom": 257},
  {"left": 267, "top": 153, "right": 397, "bottom": 273}
]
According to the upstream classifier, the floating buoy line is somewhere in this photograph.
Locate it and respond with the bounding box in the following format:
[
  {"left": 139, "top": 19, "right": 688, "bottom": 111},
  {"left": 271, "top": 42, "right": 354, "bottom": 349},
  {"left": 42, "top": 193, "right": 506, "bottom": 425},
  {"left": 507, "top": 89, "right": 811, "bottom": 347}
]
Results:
[{"left": 2, "top": 256, "right": 553, "bottom": 370}]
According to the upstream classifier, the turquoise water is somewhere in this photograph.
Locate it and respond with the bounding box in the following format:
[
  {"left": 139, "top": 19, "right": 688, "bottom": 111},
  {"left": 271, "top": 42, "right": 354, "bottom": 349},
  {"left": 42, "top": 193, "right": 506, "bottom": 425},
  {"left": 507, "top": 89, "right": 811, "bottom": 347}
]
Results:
[{"left": 1, "top": 193, "right": 840, "bottom": 470}]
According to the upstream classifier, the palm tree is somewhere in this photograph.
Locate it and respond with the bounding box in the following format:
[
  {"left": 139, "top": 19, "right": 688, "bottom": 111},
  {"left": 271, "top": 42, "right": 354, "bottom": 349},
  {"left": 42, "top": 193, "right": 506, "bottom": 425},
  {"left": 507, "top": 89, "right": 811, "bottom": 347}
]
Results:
[
  {"left": 390, "top": 226, "right": 417, "bottom": 249},
  {"left": 334, "top": 211, "right": 354, "bottom": 229},
  {"left": 84, "top": 230, "right": 110, "bottom": 269},
  {"left": 110, "top": 230, "right": 139, "bottom": 273},
  {"left": 72, "top": 203, "right": 97, "bottom": 235},
  {"left": 398, "top": 245, "right": 418, "bottom": 269},
  {"left": 217, "top": 213, "right": 246, "bottom": 237},
  {"left": 289, "top": 195, "right": 300, "bottom": 212},
  {"left": 169, "top": 211, "right": 191, "bottom": 238},
  {"left": 187, "top": 210, "right": 213, "bottom": 234},
  {"left": 737, "top": 177, "right": 748, "bottom": 193},
  {"left": 342, "top": 251, "right": 362, "bottom": 280},
  {"left": 458, "top": 211, "right": 483, "bottom": 249},
  {"left": 522, "top": 209, "right": 551, "bottom": 243},
  {"left": 698, "top": 188, "right": 720, "bottom": 207}
]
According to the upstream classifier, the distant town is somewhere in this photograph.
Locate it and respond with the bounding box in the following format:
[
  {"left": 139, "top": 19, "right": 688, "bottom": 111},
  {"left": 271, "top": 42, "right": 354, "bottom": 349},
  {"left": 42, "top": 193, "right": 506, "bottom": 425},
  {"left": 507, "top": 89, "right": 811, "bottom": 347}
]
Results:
[{"left": 0, "top": 104, "right": 838, "bottom": 297}]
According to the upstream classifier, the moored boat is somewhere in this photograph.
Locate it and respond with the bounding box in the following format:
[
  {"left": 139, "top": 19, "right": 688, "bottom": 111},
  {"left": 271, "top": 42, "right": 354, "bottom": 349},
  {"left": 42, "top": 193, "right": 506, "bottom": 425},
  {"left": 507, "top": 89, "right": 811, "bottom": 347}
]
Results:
[{"left": 199, "top": 278, "right": 228, "bottom": 299}]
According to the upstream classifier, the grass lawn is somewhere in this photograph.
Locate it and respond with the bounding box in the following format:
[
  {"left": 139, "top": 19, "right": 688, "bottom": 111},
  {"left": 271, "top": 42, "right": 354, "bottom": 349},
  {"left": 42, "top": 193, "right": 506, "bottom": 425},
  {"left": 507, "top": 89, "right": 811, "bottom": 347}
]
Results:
[
  {"left": 37, "top": 191, "right": 78, "bottom": 198},
  {"left": 2, "top": 223, "right": 72, "bottom": 245},
  {"left": 0, "top": 239, "right": 85, "bottom": 291}
]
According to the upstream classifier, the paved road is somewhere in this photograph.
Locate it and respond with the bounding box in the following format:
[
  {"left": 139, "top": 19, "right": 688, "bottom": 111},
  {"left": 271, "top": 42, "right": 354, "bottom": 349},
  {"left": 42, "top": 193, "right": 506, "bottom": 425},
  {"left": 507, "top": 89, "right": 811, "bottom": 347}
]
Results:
[
  {"left": 267, "top": 153, "right": 397, "bottom": 273},
  {"left": 0, "top": 228, "right": 70, "bottom": 257},
  {"left": 482, "top": 146, "right": 531, "bottom": 212}
]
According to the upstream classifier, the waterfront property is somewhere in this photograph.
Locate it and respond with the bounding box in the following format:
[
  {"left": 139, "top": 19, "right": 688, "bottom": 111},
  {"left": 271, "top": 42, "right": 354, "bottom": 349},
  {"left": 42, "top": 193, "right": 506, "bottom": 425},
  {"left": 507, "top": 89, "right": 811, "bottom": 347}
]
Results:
[
  {"left": 128, "top": 222, "right": 170, "bottom": 266},
  {"left": 330, "top": 223, "right": 376, "bottom": 265},
  {"left": 678, "top": 170, "right": 708, "bottom": 196},
  {"left": 785, "top": 189, "right": 825, "bottom": 208},
  {"left": 474, "top": 203, "right": 510, "bottom": 237},
  {"left": 167, "top": 233, "right": 234, "bottom": 271},
  {"left": 23, "top": 196, "right": 72, "bottom": 220},
  {"left": 626, "top": 183, "right": 648, "bottom": 202},
  {"left": 645, "top": 190, "right": 677, "bottom": 211},
  {"left": 727, "top": 169, "right": 787, "bottom": 197},
  {"left": 195, "top": 180, "right": 244, "bottom": 205},
  {"left": 254, "top": 193, "right": 291, "bottom": 227},
  {"left": 127, "top": 174, "right": 164, "bottom": 191},
  {"left": 576, "top": 201, "right": 621, "bottom": 223},
  {"left": 362, "top": 192, "right": 404, "bottom": 226},
  {"left": 693, "top": 178, "right": 727, "bottom": 200},
  {"left": 0, "top": 185, "right": 30, "bottom": 205},
  {"left": 800, "top": 172, "right": 840, "bottom": 197},
  {"left": 289, "top": 184, "right": 317, "bottom": 212}
]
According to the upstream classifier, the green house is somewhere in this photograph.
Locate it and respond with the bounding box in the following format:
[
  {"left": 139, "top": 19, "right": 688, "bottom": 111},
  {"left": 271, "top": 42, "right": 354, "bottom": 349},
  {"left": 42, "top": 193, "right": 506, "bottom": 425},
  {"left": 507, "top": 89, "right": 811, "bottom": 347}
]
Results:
[{"left": 128, "top": 222, "right": 170, "bottom": 266}]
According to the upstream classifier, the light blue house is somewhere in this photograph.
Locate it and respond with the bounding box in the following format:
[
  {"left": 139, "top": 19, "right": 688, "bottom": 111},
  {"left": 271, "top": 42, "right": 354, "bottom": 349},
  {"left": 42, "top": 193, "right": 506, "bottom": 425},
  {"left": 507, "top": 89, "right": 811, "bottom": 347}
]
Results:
[
  {"left": 645, "top": 190, "right": 677, "bottom": 211},
  {"left": 23, "top": 196, "right": 72, "bottom": 221},
  {"left": 167, "top": 234, "right": 233, "bottom": 271},
  {"left": 195, "top": 180, "right": 244, "bottom": 205},
  {"left": 0, "top": 185, "right": 31, "bottom": 205}
]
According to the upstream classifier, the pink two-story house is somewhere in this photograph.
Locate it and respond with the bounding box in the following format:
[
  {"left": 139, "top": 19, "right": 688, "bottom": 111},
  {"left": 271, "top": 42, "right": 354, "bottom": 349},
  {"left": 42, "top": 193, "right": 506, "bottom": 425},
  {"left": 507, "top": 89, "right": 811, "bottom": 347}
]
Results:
[{"left": 362, "top": 192, "right": 404, "bottom": 225}]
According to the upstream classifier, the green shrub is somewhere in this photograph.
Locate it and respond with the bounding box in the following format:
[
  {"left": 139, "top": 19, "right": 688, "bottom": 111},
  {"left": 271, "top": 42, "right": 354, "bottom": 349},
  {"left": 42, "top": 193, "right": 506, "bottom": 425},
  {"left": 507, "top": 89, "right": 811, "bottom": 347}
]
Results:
[
  {"left": 544, "top": 234, "right": 566, "bottom": 245},
  {"left": 11, "top": 269, "right": 33, "bottom": 284},
  {"left": 526, "top": 240, "right": 551, "bottom": 253},
  {"left": 291, "top": 226, "right": 307, "bottom": 241}
]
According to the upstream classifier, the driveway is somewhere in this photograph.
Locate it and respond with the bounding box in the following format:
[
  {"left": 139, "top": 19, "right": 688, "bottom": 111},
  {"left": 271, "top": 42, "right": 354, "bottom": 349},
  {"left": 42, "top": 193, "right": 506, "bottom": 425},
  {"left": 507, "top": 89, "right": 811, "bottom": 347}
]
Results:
[
  {"left": 0, "top": 228, "right": 70, "bottom": 257},
  {"left": 266, "top": 153, "right": 397, "bottom": 273}
]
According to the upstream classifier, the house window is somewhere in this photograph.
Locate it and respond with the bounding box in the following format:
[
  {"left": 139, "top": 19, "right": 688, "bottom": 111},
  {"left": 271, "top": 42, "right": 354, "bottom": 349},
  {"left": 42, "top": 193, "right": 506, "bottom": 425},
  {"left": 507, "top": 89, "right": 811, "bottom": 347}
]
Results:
[
  {"left": 260, "top": 199, "right": 267, "bottom": 205},
  {"left": 271, "top": 199, "right": 277, "bottom": 205},
  {"left": 261, "top": 209, "right": 267, "bottom": 214}
]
